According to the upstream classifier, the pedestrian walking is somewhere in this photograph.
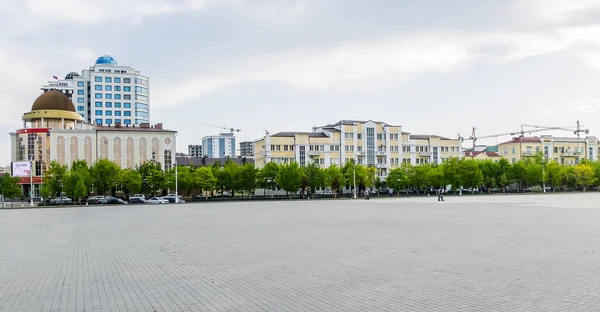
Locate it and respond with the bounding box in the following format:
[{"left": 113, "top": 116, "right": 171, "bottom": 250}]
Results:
[
  {"left": 364, "top": 189, "right": 370, "bottom": 200},
  {"left": 439, "top": 188, "right": 445, "bottom": 201},
  {"left": 389, "top": 189, "right": 393, "bottom": 197}
]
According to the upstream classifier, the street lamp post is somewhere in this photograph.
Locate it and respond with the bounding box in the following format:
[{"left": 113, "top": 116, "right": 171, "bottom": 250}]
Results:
[
  {"left": 353, "top": 155, "right": 358, "bottom": 199},
  {"left": 29, "top": 158, "right": 34, "bottom": 207},
  {"left": 58, "top": 180, "right": 63, "bottom": 206},
  {"left": 175, "top": 162, "right": 179, "bottom": 203}
]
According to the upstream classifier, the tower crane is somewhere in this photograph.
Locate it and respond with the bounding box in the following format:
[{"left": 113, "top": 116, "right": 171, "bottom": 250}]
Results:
[
  {"left": 198, "top": 122, "right": 241, "bottom": 133},
  {"left": 465, "top": 121, "right": 590, "bottom": 151}
]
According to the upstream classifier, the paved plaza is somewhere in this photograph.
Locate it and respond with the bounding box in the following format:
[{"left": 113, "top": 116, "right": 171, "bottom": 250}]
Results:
[{"left": 2, "top": 194, "right": 600, "bottom": 311}]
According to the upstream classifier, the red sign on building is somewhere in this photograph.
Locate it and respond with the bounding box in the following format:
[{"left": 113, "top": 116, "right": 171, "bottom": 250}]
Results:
[{"left": 18, "top": 176, "right": 44, "bottom": 185}]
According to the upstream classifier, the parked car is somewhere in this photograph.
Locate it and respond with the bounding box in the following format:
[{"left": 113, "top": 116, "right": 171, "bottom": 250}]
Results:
[
  {"left": 162, "top": 194, "right": 185, "bottom": 203},
  {"left": 131, "top": 194, "right": 145, "bottom": 200},
  {"left": 129, "top": 197, "right": 147, "bottom": 204},
  {"left": 147, "top": 197, "right": 169, "bottom": 204},
  {"left": 50, "top": 197, "right": 72, "bottom": 205},
  {"left": 193, "top": 194, "right": 210, "bottom": 201},
  {"left": 87, "top": 196, "right": 105, "bottom": 204},
  {"left": 101, "top": 196, "right": 128, "bottom": 205}
]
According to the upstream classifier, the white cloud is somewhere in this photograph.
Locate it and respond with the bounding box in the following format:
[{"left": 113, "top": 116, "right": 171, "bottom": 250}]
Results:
[
  {"left": 24, "top": 0, "right": 215, "bottom": 24},
  {"left": 518, "top": 0, "right": 600, "bottom": 24}
]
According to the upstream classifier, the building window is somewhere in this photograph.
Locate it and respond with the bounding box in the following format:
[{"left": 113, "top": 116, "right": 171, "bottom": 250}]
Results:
[
  {"left": 124, "top": 86, "right": 131, "bottom": 92},
  {"left": 114, "top": 78, "right": 121, "bottom": 83},
  {"left": 124, "top": 119, "right": 132, "bottom": 125},
  {"left": 105, "top": 85, "right": 112, "bottom": 91},
  {"left": 152, "top": 138, "right": 160, "bottom": 162},
  {"left": 512, "top": 148, "right": 516, "bottom": 154},
  {"left": 99, "top": 137, "right": 108, "bottom": 159},
  {"left": 124, "top": 78, "right": 131, "bottom": 83},
  {"left": 105, "top": 102, "right": 112, "bottom": 108},
  {"left": 135, "top": 103, "right": 148, "bottom": 110},
  {"left": 115, "top": 102, "right": 121, "bottom": 108},
  {"left": 106, "top": 119, "right": 113, "bottom": 124},
  {"left": 124, "top": 111, "right": 131, "bottom": 116},
  {"left": 139, "top": 137, "right": 147, "bottom": 161},
  {"left": 114, "top": 86, "right": 121, "bottom": 91},
  {"left": 95, "top": 101, "right": 102, "bottom": 107},
  {"left": 299, "top": 146, "right": 306, "bottom": 166},
  {"left": 95, "top": 93, "right": 102, "bottom": 99},
  {"left": 164, "top": 150, "right": 172, "bottom": 170},
  {"left": 77, "top": 82, "right": 85, "bottom": 87},
  {"left": 77, "top": 106, "right": 84, "bottom": 111},
  {"left": 106, "top": 111, "right": 112, "bottom": 116},
  {"left": 95, "top": 110, "right": 103, "bottom": 116},
  {"left": 95, "top": 85, "right": 102, "bottom": 90},
  {"left": 105, "top": 94, "right": 112, "bottom": 99},
  {"left": 114, "top": 94, "right": 121, "bottom": 99},
  {"left": 77, "top": 90, "right": 84, "bottom": 95},
  {"left": 95, "top": 119, "right": 102, "bottom": 124},
  {"left": 76, "top": 98, "right": 84, "bottom": 103},
  {"left": 115, "top": 111, "right": 121, "bottom": 116},
  {"left": 123, "top": 103, "right": 131, "bottom": 108},
  {"left": 115, "top": 119, "right": 122, "bottom": 123},
  {"left": 95, "top": 77, "right": 102, "bottom": 82},
  {"left": 105, "top": 77, "right": 112, "bottom": 83},
  {"left": 124, "top": 94, "right": 131, "bottom": 100}
]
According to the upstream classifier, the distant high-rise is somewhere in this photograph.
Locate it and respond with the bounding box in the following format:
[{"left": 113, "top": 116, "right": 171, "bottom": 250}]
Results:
[
  {"left": 239, "top": 141, "right": 254, "bottom": 157},
  {"left": 188, "top": 145, "right": 203, "bottom": 158},
  {"left": 202, "top": 133, "right": 236, "bottom": 158},
  {"left": 40, "top": 54, "right": 149, "bottom": 126}
]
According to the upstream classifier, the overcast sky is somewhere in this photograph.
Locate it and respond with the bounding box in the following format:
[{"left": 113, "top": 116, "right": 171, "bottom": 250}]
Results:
[{"left": 3, "top": 0, "right": 600, "bottom": 164}]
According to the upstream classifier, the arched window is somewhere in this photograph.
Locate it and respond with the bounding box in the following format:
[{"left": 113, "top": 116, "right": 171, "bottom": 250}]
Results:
[
  {"left": 84, "top": 136, "right": 93, "bottom": 164},
  {"left": 56, "top": 136, "right": 66, "bottom": 166},
  {"left": 139, "top": 137, "right": 147, "bottom": 163},
  {"left": 113, "top": 137, "right": 122, "bottom": 167},
  {"left": 99, "top": 136, "right": 108, "bottom": 159},
  {"left": 152, "top": 137, "right": 160, "bottom": 162},
  {"left": 126, "top": 137, "right": 135, "bottom": 168},
  {"left": 164, "top": 150, "right": 172, "bottom": 170},
  {"left": 70, "top": 136, "right": 79, "bottom": 162}
]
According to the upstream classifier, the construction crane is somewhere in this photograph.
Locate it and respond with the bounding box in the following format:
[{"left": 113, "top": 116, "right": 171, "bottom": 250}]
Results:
[
  {"left": 198, "top": 122, "right": 241, "bottom": 133},
  {"left": 465, "top": 121, "right": 589, "bottom": 151}
]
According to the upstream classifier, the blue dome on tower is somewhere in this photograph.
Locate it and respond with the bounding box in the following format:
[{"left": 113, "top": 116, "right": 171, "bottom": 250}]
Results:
[{"left": 95, "top": 54, "right": 118, "bottom": 65}]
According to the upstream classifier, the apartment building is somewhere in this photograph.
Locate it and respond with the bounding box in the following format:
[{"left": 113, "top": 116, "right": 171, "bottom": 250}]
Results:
[
  {"left": 497, "top": 135, "right": 599, "bottom": 165},
  {"left": 254, "top": 120, "right": 463, "bottom": 179}
]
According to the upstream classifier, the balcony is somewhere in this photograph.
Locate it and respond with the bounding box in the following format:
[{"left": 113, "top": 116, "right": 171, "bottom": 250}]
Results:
[
  {"left": 419, "top": 152, "right": 431, "bottom": 157},
  {"left": 376, "top": 151, "right": 386, "bottom": 156},
  {"left": 308, "top": 151, "right": 322, "bottom": 156},
  {"left": 376, "top": 163, "right": 387, "bottom": 169},
  {"left": 522, "top": 151, "right": 535, "bottom": 156},
  {"left": 260, "top": 151, "right": 268, "bottom": 156}
]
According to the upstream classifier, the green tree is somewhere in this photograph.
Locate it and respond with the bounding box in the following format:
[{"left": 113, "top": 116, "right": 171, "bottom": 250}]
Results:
[
  {"left": 90, "top": 159, "right": 121, "bottom": 195},
  {"left": 460, "top": 159, "right": 484, "bottom": 193},
  {"left": 304, "top": 163, "right": 325, "bottom": 196},
  {"left": 410, "top": 164, "right": 432, "bottom": 194},
  {"left": 44, "top": 161, "right": 68, "bottom": 197},
  {"left": 524, "top": 162, "right": 543, "bottom": 187},
  {"left": 165, "top": 166, "right": 192, "bottom": 196},
  {"left": 386, "top": 168, "right": 407, "bottom": 196},
  {"left": 509, "top": 160, "right": 527, "bottom": 191},
  {"left": 479, "top": 160, "right": 499, "bottom": 193},
  {"left": 497, "top": 158, "right": 512, "bottom": 192},
  {"left": 2, "top": 175, "right": 22, "bottom": 207},
  {"left": 365, "top": 166, "right": 376, "bottom": 189},
  {"left": 324, "top": 165, "right": 345, "bottom": 198},
  {"left": 257, "top": 162, "right": 279, "bottom": 197},
  {"left": 137, "top": 161, "right": 163, "bottom": 195},
  {"left": 374, "top": 178, "right": 383, "bottom": 196},
  {"left": 64, "top": 170, "right": 87, "bottom": 204},
  {"left": 277, "top": 162, "right": 303, "bottom": 198},
  {"left": 120, "top": 169, "right": 142, "bottom": 198},
  {"left": 427, "top": 164, "right": 445, "bottom": 188},
  {"left": 442, "top": 157, "right": 462, "bottom": 193},
  {"left": 237, "top": 163, "right": 257, "bottom": 197},
  {"left": 39, "top": 183, "right": 51, "bottom": 206},
  {"left": 216, "top": 161, "right": 239, "bottom": 196},
  {"left": 193, "top": 167, "right": 216, "bottom": 194},
  {"left": 342, "top": 161, "right": 367, "bottom": 195},
  {"left": 545, "top": 161, "right": 563, "bottom": 191},
  {"left": 73, "top": 178, "right": 86, "bottom": 205},
  {"left": 574, "top": 163, "right": 596, "bottom": 191}
]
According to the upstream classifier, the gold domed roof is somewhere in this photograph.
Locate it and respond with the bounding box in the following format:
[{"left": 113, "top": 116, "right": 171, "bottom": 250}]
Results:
[{"left": 31, "top": 90, "right": 76, "bottom": 112}]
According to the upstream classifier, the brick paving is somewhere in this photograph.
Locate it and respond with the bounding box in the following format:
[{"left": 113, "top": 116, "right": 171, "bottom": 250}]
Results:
[{"left": 1, "top": 193, "right": 600, "bottom": 311}]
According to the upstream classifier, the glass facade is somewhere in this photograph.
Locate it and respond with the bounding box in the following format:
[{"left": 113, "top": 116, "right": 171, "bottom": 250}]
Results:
[{"left": 367, "top": 128, "right": 375, "bottom": 165}]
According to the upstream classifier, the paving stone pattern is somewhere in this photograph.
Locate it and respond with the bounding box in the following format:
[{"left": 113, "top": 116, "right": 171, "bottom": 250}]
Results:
[{"left": 1, "top": 194, "right": 600, "bottom": 311}]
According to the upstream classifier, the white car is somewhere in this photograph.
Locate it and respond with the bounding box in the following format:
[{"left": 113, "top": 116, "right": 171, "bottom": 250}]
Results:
[
  {"left": 131, "top": 194, "right": 145, "bottom": 200},
  {"left": 147, "top": 197, "right": 169, "bottom": 204}
]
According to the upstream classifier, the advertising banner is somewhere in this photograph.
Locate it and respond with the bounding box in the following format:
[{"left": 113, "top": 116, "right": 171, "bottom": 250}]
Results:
[{"left": 11, "top": 162, "right": 31, "bottom": 177}]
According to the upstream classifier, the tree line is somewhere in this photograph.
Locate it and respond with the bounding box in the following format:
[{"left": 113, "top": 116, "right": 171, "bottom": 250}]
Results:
[{"left": 9, "top": 152, "right": 600, "bottom": 206}]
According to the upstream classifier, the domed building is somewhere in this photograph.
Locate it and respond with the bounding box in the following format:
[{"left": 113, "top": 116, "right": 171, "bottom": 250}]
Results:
[{"left": 10, "top": 90, "right": 176, "bottom": 198}]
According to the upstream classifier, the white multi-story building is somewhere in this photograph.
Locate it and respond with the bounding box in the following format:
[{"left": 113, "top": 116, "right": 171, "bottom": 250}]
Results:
[
  {"left": 188, "top": 145, "right": 203, "bottom": 158},
  {"left": 40, "top": 54, "right": 149, "bottom": 126},
  {"left": 202, "top": 133, "right": 236, "bottom": 158}
]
